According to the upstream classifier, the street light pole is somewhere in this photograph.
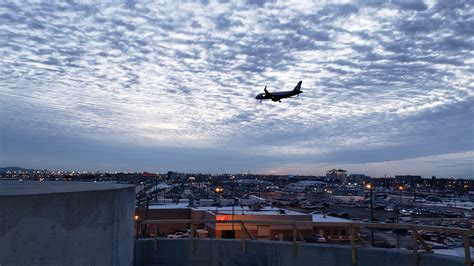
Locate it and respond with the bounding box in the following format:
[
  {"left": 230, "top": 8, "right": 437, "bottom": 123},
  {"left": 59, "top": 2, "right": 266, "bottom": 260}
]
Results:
[
  {"left": 413, "top": 187, "right": 416, "bottom": 203},
  {"left": 215, "top": 186, "right": 223, "bottom": 215},
  {"left": 370, "top": 187, "right": 374, "bottom": 246},
  {"left": 400, "top": 186, "right": 403, "bottom": 205},
  {"left": 397, "top": 186, "right": 403, "bottom": 249},
  {"left": 396, "top": 206, "right": 400, "bottom": 249},
  {"left": 366, "top": 183, "right": 374, "bottom": 246}
]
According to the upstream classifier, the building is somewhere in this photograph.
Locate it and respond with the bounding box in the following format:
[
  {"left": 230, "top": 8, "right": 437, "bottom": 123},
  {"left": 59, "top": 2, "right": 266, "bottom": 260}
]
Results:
[
  {"left": 137, "top": 201, "right": 355, "bottom": 242},
  {"left": 312, "top": 214, "right": 356, "bottom": 241},
  {"left": 167, "top": 171, "right": 186, "bottom": 181},
  {"left": 395, "top": 175, "right": 422, "bottom": 186},
  {"left": 326, "top": 169, "right": 348, "bottom": 183},
  {"left": 348, "top": 174, "right": 369, "bottom": 183}
]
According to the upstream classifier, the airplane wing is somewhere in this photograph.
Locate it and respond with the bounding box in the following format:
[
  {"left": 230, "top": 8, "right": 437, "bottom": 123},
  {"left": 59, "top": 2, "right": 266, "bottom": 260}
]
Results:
[{"left": 271, "top": 95, "right": 282, "bottom": 102}]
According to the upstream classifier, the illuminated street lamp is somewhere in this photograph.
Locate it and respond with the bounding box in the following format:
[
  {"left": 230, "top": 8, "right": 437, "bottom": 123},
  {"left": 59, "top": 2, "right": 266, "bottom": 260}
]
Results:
[
  {"left": 396, "top": 185, "right": 404, "bottom": 249},
  {"left": 366, "top": 183, "right": 374, "bottom": 246},
  {"left": 215, "top": 186, "right": 223, "bottom": 214},
  {"left": 134, "top": 214, "right": 140, "bottom": 239},
  {"left": 398, "top": 185, "right": 404, "bottom": 204}
]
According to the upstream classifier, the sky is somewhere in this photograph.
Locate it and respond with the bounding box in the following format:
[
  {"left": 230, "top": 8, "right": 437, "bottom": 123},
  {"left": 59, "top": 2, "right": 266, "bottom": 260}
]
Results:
[{"left": 0, "top": 0, "right": 473, "bottom": 178}]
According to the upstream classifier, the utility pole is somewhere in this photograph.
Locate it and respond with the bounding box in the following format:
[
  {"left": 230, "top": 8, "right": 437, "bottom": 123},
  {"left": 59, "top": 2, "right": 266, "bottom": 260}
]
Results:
[
  {"left": 370, "top": 187, "right": 374, "bottom": 246},
  {"left": 143, "top": 197, "right": 150, "bottom": 238},
  {"left": 454, "top": 191, "right": 457, "bottom": 208},
  {"left": 366, "top": 183, "right": 374, "bottom": 246},
  {"left": 397, "top": 186, "right": 403, "bottom": 249},
  {"left": 413, "top": 187, "right": 416, "bottom": 203},
  {"left": 155, "top": 178, "right": 158, "bottom": 203},
  {"left": 396, "top": 206, "right": 400, "bottom": 249}
]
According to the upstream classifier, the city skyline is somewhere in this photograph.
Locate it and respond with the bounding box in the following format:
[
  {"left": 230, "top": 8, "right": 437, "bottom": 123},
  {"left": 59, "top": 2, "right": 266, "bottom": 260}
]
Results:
[{"left": 0, "top": 1, "right": 473, "bottom": 178}]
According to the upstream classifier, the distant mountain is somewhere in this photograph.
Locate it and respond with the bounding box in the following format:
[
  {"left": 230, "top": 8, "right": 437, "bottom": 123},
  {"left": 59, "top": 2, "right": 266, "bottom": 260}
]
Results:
[{"left": 0, "top": 167, "right": 36, "bottom": 173}]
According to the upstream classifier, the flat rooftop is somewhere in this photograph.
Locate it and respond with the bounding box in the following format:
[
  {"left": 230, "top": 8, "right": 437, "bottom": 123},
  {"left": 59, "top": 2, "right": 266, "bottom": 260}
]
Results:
[
  {"left": 0, "top": 180, "right": 134, "bottom": 196},
  {"left": 194, "top": 206, "right": 306, "bottom": 215},
  {"left": 148, "top": 203, "right": 353, "bottom": 222},
  {"left": 312, "top": 213, "right": 353, "bottom": 223},
  {"left": 148, "top": 203, "right": 308, "bottom": 215},
  {"left": 149, "top": 203, "right": 190, "bottom": 209}
]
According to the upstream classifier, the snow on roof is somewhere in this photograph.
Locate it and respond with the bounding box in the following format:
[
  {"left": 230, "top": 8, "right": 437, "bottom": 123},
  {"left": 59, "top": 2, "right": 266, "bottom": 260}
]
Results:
[
  {"left": 147, "top": 202, "right": 310, "bottom": 216},
  {"left": 147, "top": 204, "right": 357, "bottom": 225},
  {"left": 312, "top": 214, "right": 353, "bottom": 223},
  {"left": 148, "top": 202, "right": 190, "bottom": 209},
  {"left": 193, "top": 206, "right": 306, "bottom": 215},
  {"left": 145, "top": 183, "right": 172, "bottom": 193}
]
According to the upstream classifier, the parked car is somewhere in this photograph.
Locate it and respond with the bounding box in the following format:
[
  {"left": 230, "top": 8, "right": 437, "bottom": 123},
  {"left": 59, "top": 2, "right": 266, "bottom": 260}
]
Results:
[
  {"left": 312, "top": 234, "right": 326, "bottom": 243},
  {"left": 166, "top": 232, "right": 189, "bottom": 239},
  {"left": 338, "top": 212, "right": 349, "bottom": 218}
]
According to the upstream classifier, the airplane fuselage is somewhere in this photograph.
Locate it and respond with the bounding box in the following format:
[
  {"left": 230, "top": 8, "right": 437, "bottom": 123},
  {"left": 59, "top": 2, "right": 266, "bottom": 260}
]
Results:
[
  {"left": 255, "top": 90, "right": 301, "bottom": 101},
  {"left": 255, "top": 81, "right": 303, "bottom": 102}
]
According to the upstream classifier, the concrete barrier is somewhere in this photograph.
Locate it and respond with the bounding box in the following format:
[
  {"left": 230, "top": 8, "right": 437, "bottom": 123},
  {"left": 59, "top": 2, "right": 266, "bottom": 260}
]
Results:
[
  {"left": 0, "top": 181, "right": 135, "bottom": 266},
  {"left": 134, "top": 238, "right": 465, "bottom": 266}
]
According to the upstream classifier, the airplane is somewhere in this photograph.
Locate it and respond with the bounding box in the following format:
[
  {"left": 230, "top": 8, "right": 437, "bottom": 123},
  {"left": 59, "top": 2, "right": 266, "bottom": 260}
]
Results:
[{"left": 255, "top": 81, "right": 303, "bottom": 103}]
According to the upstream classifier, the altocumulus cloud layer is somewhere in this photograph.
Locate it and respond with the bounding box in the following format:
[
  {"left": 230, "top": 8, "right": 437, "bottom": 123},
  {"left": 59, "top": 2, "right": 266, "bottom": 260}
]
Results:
[{"left": 0, "top": 0, "right": 473, "bottom": 177}]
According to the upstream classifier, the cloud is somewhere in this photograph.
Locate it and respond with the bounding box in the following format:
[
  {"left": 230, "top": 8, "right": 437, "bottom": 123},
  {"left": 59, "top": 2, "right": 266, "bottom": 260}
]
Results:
[
  {"left": 0, "top": 0, "right": 472, "bottom": 177},
  {"left": 265, "top": 151, "right": 474, "bottom": 178}
]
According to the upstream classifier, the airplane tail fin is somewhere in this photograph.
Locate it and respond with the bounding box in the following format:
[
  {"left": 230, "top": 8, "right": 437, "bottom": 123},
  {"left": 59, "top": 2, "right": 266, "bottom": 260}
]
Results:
[
  {"left": 294, "top": 81, "right": 302, "bottom": 91},
  {"left": 264, "top": 85, "right": 271, "bottom": 95}
]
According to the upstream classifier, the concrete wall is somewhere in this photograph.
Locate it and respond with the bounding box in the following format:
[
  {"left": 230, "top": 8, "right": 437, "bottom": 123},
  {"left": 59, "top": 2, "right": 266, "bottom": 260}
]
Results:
[
  {"left": 0, "top": 183, "right": 135, "bottom": 266},
  {"left": 134, "top": 239, "right": 465, "bottom": 266}
]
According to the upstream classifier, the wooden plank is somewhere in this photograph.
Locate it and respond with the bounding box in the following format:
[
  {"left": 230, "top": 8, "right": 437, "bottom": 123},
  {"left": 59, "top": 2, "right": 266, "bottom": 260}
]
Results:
[
  {"left": 412, "top": 227, "right": 419, "bottom": 266},
  {"left": 140, "top": 219, "right": 474, "bottom": 242},
  {"left": 190, "top": 224, "right": 196, "bottom": 254},
  {"left": 355, "top": 232, "right": 365, "bottom": 246},
  {"left": 241, "top": 221, "right": 248, "bottom": 254},
  {"left": 463, "top": 234, "right": 472, "bottom": 266},
  {"left": 350, "top": 226, "right": 356, "bottom": 265},
  {"left": 241, "top": 222, "right": 254, "bottom": 239},
  {"left": 141, "top": 219, "right": 474, "bottom": 235},
  {"left": 417, "top": 234, "right": 431, "bottom": 252},
  {"left": 191, "top": 224, "right": 199, "bottom": 238},
  {"left": 415, "top": 225, "right": 474, "bottom": 235},
  {"left": 298, "top": 228, "right": 306, "bottom": 243},
  {"left": 242, "top": 239, "right": 247, "bottom": 254},
  {"left": 154, "top": 225, "right": 158, "bottom": 252},
  {"left": 292, "top": 223, "right": 297, "bottom": 257}
]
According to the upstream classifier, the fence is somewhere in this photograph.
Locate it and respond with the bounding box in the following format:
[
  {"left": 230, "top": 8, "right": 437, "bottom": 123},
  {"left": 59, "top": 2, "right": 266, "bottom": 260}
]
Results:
[{"left": 137, "top": 219, "right": 473, "bottom": 266}]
